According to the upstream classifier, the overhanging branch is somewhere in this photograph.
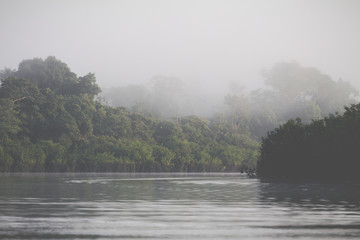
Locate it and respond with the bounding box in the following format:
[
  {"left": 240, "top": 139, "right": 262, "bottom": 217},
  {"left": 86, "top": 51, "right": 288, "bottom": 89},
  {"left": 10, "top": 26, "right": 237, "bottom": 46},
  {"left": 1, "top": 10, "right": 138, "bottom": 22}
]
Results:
[{"left": 13, "top": 97, "right": 27, "bottom": 103}]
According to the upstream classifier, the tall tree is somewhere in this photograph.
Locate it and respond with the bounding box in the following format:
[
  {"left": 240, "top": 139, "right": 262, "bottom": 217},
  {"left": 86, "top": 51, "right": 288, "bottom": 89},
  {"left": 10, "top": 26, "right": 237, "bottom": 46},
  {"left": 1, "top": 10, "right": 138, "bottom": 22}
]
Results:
[{"left": 262, "top": 61, "right": 358, "bottom": 117}]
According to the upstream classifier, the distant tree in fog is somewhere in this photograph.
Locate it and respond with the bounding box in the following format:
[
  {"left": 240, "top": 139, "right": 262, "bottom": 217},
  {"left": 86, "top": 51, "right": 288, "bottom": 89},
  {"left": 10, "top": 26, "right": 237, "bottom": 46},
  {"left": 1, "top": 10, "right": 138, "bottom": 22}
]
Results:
[
  {"left": 226, "top": 61, "right": 358, "bottom": 138},
  {"left": 103, "top": 76, "right": 186, "bottom": 119},
  {"left": 105, "top": 84, "right": 149, "bottom": 109},
  {"left": 263, "top": 61, "right": 358, "bottom": 117}
]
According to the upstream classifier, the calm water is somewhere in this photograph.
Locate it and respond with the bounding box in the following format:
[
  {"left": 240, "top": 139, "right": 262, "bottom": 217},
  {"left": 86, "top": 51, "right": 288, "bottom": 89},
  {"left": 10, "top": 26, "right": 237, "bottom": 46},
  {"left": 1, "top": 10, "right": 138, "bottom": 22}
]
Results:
[{"left": 0, "top": 173, "right": 359, "bottom": 240}]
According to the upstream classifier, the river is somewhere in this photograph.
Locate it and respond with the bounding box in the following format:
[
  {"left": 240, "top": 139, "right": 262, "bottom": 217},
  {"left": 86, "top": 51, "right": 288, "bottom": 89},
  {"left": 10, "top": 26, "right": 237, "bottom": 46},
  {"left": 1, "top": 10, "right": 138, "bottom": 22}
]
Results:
[{"left": 0, "top": 173, "right": 359, "bottom": 239}]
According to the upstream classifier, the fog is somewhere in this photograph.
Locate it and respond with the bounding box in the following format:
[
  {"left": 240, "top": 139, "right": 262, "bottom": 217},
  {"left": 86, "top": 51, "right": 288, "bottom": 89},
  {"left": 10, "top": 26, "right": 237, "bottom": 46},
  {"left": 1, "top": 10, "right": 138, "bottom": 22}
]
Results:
[{"left": 1, "top": 0, "right": 360, "bottom": 103}]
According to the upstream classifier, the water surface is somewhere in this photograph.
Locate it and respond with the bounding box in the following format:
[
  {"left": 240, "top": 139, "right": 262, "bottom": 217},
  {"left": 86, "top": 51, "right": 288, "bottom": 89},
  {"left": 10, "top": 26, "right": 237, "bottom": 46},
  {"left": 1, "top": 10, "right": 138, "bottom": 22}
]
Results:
[{"left": 0, "top": 173, "right": 359, "bottom": 239}]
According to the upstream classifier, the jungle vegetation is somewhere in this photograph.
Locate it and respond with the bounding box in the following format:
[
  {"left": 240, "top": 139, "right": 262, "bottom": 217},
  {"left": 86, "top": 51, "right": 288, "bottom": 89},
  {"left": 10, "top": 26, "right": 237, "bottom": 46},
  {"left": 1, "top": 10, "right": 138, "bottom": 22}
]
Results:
[
  {"left": 0, "top": 57, "right": 259, "bottom": 172},
  {"left": 104, "top": 61, "right": 358, "bottom": 139},
  {"left": 257, "top": 104, "right": 360, "bottom": 180},
  {"left": 0, "top": 57, "right": 358, "bottom": 175}
]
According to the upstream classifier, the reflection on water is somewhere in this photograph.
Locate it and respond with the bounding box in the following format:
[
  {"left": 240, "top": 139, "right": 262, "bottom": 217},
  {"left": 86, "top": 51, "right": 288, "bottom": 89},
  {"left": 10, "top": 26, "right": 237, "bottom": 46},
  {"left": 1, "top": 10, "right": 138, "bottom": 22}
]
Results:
[{"left": 0, "top": 173, "right": 359, "bottom": 239}]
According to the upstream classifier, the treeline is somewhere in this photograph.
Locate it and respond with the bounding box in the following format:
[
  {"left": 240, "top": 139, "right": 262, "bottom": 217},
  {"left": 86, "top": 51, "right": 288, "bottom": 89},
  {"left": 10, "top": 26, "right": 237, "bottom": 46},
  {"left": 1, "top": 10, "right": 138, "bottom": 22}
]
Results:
[
  {"left": 257, "top": 104, "right": 360, "bottom": 181},
  {"left": 1, "top": 57, "right": 358, "bottom": 175},
  {"left": 103, "top": 62, "right": 358, "bottom": 139},
  {"left": 0, "top": 57, "right": 259, "bottom": 172}
]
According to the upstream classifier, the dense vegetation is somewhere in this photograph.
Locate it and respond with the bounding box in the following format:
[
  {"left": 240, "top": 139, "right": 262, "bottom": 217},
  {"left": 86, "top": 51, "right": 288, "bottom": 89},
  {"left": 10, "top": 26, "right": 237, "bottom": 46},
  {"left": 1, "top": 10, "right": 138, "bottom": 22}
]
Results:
[
  {"left": 0, "top": 57, "right": 259, "bottom": 172},
  {"left": 257, "top": 104, "right": 360, "bottom": 181},
  {"left": 103, "top": 62, "right": 358, "bottom": 139},
  {"left": 1, "top": 57, "right": 358, "bottom": 175}
]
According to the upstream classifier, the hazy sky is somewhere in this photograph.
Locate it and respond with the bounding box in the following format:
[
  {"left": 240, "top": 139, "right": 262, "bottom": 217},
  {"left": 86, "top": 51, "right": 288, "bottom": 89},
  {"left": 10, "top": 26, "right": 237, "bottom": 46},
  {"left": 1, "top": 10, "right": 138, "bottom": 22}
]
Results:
[{"left": 1, "top": 0, "right": 360, "bottom": 93}]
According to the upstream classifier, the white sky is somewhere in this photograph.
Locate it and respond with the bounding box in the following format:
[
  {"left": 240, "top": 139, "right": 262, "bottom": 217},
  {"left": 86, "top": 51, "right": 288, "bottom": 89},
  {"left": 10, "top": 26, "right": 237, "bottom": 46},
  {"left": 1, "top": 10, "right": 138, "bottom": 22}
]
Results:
[{"left": 1, "top": 0, "right": 360, "bottom": 93}]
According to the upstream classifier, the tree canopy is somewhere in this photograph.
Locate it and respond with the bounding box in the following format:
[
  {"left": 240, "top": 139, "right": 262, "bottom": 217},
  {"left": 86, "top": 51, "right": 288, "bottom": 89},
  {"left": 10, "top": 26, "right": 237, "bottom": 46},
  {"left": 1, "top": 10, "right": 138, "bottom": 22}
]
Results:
[
  {"left": 0, "top": 57, "right": 259, "bottom": 173},
  {"left": 103, "top": 61, "right": 358, "bottom": 139},
  {"left": 257, "top": 104, "right": 360, "bottom": 181},
  {"left": 2, "top": 57, "right": 357, "bottom": 176}
]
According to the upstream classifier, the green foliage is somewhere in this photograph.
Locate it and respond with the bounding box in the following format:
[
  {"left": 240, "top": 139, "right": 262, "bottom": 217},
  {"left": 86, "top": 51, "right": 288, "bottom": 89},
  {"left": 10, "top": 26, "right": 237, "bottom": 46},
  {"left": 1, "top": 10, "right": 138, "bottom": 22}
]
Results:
[
  {"left": 152, "top": 145, "right": 175, "bottom": 171},
  {"left": 0, "top": 57, "right": 259, "bottom": 173},
  {"left": 0, "top": 99, "right": 21, "bottom": 135},
  {"left": 16, "top": 56, "right": 77, "bottom": 93},
  {"left": 3, "top": 57, "right": 356, "bottom": 174},
  {"left": 15, "top": 56, "right": 101, "bottom": 97},
  {"left": 257, "top": 104, "right": 360, "bottom": 180}
]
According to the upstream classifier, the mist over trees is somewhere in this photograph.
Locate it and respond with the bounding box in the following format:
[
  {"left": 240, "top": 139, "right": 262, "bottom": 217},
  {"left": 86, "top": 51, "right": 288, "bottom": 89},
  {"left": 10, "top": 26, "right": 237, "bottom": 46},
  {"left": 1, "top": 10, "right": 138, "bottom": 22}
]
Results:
[
  {"left": 103, "top": 76, "right": 224, "bottom": 119},
  {"left": 0, "top": 57, "right": 358, "bottom": 174},
  {"left": 103, "top": 61, "right": 358, "bottom": 139},
  {"left": 247, "top": 62, "right": 358, "bottom": 138},
  {"left": 0, "top": 57, "right": 259, "bottom": 172}
]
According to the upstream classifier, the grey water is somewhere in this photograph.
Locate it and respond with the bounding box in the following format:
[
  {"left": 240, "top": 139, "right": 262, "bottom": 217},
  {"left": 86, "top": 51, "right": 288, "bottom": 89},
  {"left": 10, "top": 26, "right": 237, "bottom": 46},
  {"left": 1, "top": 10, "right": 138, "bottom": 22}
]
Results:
[{"left": 0, "top": 173, "right": 359, "bottom": 240}]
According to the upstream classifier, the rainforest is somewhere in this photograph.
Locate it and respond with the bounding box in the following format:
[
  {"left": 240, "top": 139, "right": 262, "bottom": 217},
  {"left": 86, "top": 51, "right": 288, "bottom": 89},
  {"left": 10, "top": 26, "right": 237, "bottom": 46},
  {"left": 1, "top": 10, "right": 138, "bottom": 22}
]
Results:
[
  {"left": 1, "top": 56, "right": 358, "bottom": 178},
  {"left": 0, "top": 57, "right": 260, "bottom": 172}
]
